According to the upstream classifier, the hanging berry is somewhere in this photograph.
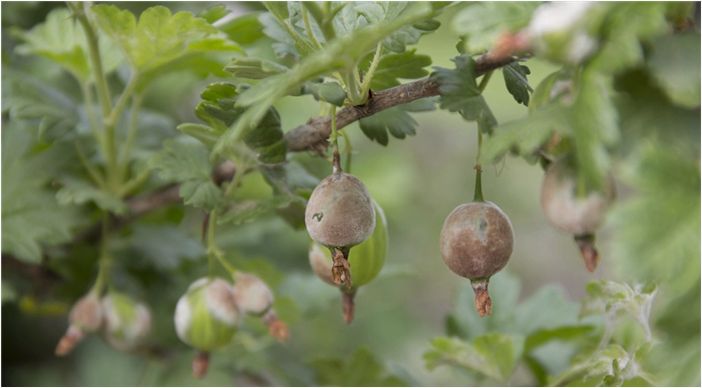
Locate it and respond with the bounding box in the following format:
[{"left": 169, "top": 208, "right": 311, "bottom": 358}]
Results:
[
  {"left": 174, "top": 278, "right": 240, "bottom": 378},
  {"left": 232, "top": 272, "right": 288, "bottom": 342},
  {"left": 55, "top": 291, "right": 104, "bottom": 356},
  {"left": 101, "top": 292, "right": 151, "bottom": 352},
  {"left": 540, "top": 159, "right": 615, "bottom": 271},
  {"left": 308, "top": 200, "right": 388, "bottom": 323}
]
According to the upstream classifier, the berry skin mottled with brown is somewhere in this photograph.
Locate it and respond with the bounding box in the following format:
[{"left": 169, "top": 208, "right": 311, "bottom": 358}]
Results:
[
  {"left": 440, "top": 201, "right": 514, "bottom": 317},
  {"left": 305, "top": 171, "right": 376, "bottom": 288},
  {"left": 305, "top": 172, "right": 375, "bottom": 249}
]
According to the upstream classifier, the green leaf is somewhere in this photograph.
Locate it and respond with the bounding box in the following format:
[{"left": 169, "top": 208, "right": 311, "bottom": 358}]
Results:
[
  {"left": 424, "top": 334, "right": 522, "bottom": 383},
  {"left": 192, "top": 82, "right": 287, "bottom": 163},
  {"left": 121, "top": 225, "right": 204, "bottom": 270},
  {"left": 14, "top": 8, "right": 122, "bottom": 83},
  {"left": 260, "top": 2, "right": 316, "bottom": 59},
  {"left": 1, "top": 126, "right": 81, "bottom": 263},
  {"left": 214, "top": 2, "right": 434, "bottom": 157},
  {"left": 91, "top": 5, "right": 240, "bottom": 77},
  {"left": 366, "top": 49, "right": 431, "bottom": 90},
  {"left": 524, "top": 326, "right": 595, "bottom": 352},
  {"left": 571, "top": 69, "right": 619, "bottom": 191},
  {"left": 3, "top": 69, "right": 81, "bottom": 141},
  {"left": 502, "top": 62, "right": 532, "bottom": 106},
  {"left": 608, "top": 145, "right": 700, "bottom": 299},
  {"left": 311, "top": 347, "right": 408, "bottom": 386},
  {"left": 451, "top": 2, "right": 537, "bottom": 53},
  {"left": 176, "top": 123, "right": 219, "bottom": 147},
  {"left": 646, "top": 32, "right": 701, "bottom": 108},
  {"left": 358, "top": 99, "right": 433, "bottom": 146},
  {"left": 218, "top": 13, "right": 265, "bottom": 45},
  {"left": 480, "top": 104, "right": 570, "bottom": 164},
  {"left": 149, "top": 139, "right": 222, "bottom": 210},
  {"left": 218, "top": 194, "right": 305, "bottom": 226},
  {"left": 445, "top": 272, "right": 584, "bottom": 340},
  {"left": 179, "top": 180, "right": 222, "bottom": 210},
  {"left": 302, "top": 81, "right": 347, "bottom": 106},
  {"left": 225, "top": 57, "right": 288, "bottom": 80},
  {"left": 434, "top": 55, "right": 497, "bottom": 134},
  {"left": 587, "top": 3, "right": 670, "bottom": 74},
  {"left": 551, "top": 344, "right": 654, "bottom": 387},
  {"left": 198, "top": 4, "right": 229, "bottom": 24},
  {"left": 333, "top": 2, "right": 439, "bottom": 54},
  {"left": 56, "top": 177, "right": 126, "bottom": 214}
]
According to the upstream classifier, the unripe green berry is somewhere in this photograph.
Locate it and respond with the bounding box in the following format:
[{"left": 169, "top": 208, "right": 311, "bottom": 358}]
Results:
[
  {"left": 101, "top": 292, "right": 151, "bottom": 352},
  {"left": 174, "top": 278, "right": 239, "bottom": 351},
  {"left": 308, "top": 201, "right": 388, "bottom": 288}
]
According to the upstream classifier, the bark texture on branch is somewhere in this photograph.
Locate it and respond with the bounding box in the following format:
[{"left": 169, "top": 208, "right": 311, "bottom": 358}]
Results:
[{"left": 284, "top": 54, "right": 517, "bottom": 152}]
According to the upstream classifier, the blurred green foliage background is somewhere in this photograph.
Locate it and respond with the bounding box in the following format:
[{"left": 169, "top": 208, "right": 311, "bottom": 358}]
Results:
[{"left": 2, "top": 2, "right": 699, "bottom": 386}]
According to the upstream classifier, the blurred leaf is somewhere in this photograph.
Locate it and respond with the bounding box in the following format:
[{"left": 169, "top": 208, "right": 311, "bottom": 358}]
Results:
[
  {"left": 359, "top": 99, "right": 434, "bottom": 146},
  {"left": 149, "top": 139, "right": 222, "bottom": 210},
  {"left": 502, "top": 62, "right": 532, "bottom": 106},
  {"left": 176, "top": 123, "right": 219, "bottom": 147},
  {"left": 444, "top": 273, "right": 589, "bottom": 344},
  {"left": 588, "top": 3, "right": 669, "bottom": 74},
  {"left": 524, "top": 326, "right": 594, "bottom": 353},
  {"left": 311, "top": 347, "right": 407, "bottom": 386},
  {"left": 434, "top": 55, "right": 497, "bottom": 134},
  {"left": 614, "top": 69, "right": 699, "bottom": 156},
  {"left": 260, "top": 2, "right": 315, "bottom": 59},
  {"left": 2, "top": 69, "right": 81, "bottom": 141},
  {"left": 219, "top": 13, "right": 265, "bottom": 45},
  {"left": 424, "top": 334, "right": 522, "bottom": 383},
  {"left": 92, "top": 4, "right": 240, "bottom": 83},
  {"left": 451, "top": 2, "right": 537, "bottom": 53},
  {"left": 480, "top": 104, "right": 570, "bottom": 164},
  {"left": 218, "top": 195, "right": 305, "bottom": 226},
  {"left": 302, "top": 81, "right": 347, "bottom": 106},
  {"left": 571, "top": 69, "right": 619, "bottom": 192},
  {"left": 198, "top": 4, "right": 229, "bottom": 24},
  {"left": 646, "top": 32, "right": 701, "bottom": 108},
  {"left": 14, "top": 8, "right": 122, "bottom": 82},
  {"left": 551, "top": 344, "right": 654, "bottom": 387},
  {"left": 365, "top": 49, "right": 431, "bottom": 90},
  {"left": 1, "top": 126, "right": 81, "bottom": 263},
  {"left": 56, "top": 177, "right": 126, "bottom": 214},
  {"left": 225, "top": 57, "right": 288, "bottom": 79},
  {"left": 608, "top": 145, "right": 700, "bottom": 299},
  {"left": 123, "top": 225, "right": 204, "bottom": 270},
  {"left": 259, "top": 11, "right": 300, "bottom": 59},
  {"left": 334, "top": 2, "right": 439, "bottom": 54}
]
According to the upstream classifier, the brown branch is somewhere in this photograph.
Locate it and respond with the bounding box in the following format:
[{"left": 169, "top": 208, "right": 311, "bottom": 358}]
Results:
[{"left": 284, "top": 54, "right": 518, "bottom": 152}]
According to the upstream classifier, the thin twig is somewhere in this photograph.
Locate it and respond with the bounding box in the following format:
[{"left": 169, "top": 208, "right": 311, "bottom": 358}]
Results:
[{"left": 284, "top": 54, "right": 517, "bottom": 152}]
